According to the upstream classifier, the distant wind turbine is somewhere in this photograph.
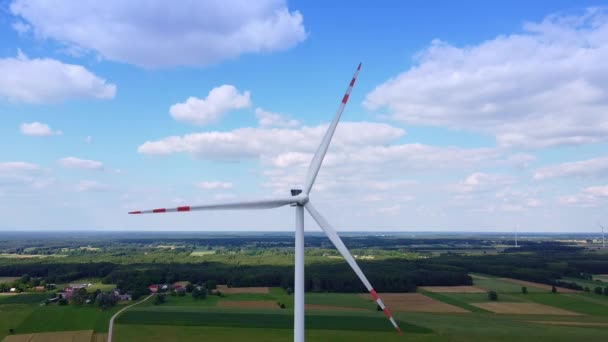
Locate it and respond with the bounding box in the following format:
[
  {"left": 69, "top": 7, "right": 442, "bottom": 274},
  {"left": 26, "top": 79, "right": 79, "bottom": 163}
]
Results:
[
  {"left": 600, "top": 223, "right": 606, "bottom": 249},
  {"left": 128, "top": 64, "right": 402, "bottom": 341},
  {"left": 515, "top": 225, "right": 518, "bottom": 248}
]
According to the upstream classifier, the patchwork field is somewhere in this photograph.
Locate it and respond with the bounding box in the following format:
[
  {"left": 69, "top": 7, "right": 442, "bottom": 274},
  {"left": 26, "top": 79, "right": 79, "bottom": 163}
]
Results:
[
  {"left": 419, "top": 286, "right": 485, "bottom": 293},
  {"left": 2, "top": 284, "right": 608, "bottom": 342},
  {"left": 471, "top": 302, "right": 580, "bottom": 315},
  {"left": 360, "top": 293, "right": 469, "bottom": 313}
]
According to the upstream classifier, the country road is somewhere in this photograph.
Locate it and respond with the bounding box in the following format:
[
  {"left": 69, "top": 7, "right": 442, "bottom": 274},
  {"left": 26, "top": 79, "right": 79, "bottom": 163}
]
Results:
[{"left": 107, "top": 294, "right": 153, "bottom": 342}]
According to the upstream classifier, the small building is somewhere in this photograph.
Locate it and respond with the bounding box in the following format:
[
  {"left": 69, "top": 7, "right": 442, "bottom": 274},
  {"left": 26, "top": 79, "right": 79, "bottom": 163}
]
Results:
[
  {"left": 9, "top": 288, "right": 16, "bottom": 292},
  {"left": 33, "top": 286, "right": 46, "bottom": 292},
  {"left": 117, "top": 294, "right": 132, "bottom": 301},
  {"left": 148, "top": 285, "right": 159, "bottom": 293}
]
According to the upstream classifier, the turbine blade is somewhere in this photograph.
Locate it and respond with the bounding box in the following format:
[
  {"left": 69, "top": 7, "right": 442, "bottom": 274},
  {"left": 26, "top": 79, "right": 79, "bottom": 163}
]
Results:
[
  {"left": 303, "top": 63, "right": 362, "bottom": 194},
  {"left": 128, "top": 197, "right": 296, "bottom": 215},
  {"left": 304, "top": 201, "right": 402, "bottom": 335}
]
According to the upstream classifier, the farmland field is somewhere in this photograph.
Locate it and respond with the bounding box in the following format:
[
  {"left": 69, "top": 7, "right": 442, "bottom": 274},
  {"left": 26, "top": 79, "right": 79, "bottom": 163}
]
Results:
[
  {"left": 16, "top": 304, "right": 121, "bottom": 333},
  {"left": 470, "top": 302, "right": 580, "bottom": 315},
  {"left": 0, "top": 277, "right": 19, "bottom": 283}
]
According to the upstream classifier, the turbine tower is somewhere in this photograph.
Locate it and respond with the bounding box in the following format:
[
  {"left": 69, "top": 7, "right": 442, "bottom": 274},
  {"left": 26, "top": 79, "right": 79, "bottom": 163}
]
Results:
[
  {"left": 600, "top": 223, "right": 606, "bottom": 249},
  {"left": 515, "top": 225, "right": 518, "bottom": 248},
  {"left": 128, "top": 64, "right": 402, "bottom": 341}
]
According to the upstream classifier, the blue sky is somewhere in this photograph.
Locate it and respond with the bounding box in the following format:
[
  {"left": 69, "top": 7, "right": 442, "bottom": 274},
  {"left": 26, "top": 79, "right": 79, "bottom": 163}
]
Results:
[{"left": 1, "top": 0, "right": 607, "bottom": 232}]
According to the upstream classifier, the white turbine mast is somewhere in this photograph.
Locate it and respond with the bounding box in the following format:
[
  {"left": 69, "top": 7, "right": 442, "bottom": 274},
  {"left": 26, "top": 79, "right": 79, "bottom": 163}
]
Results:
[
  {"left": 515, "top": 225, "right": 518, "bottom": 248},
  {"left": 128, "top": 64, "right": 403, "bottom": 341},
  {"left": 600, "top": 223, "right": 606, "bottom": 249}
]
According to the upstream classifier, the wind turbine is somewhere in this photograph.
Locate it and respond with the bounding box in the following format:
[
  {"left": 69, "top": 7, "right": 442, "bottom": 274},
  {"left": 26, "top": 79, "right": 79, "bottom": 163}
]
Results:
[
  {"left": 128, "top": 64, "right": 402, "bottom": 341},
  {"left": 600, "top": 223, "right": 606, "bottom": 249}
]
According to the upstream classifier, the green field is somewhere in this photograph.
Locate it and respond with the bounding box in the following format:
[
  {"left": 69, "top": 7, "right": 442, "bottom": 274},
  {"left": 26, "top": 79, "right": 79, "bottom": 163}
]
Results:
[
  {"left": 515, "top": 293, "right": 608, "bottom": 316},
  {"left": 16, "top": 304, "right": 122, "bottom": 333},
  {"left": 117, "top": 310, "right": 427, "bottom": 332},
  {"left": 113, "top": 325, "right": 424, "bottom": 342},
  {"left": 0, "top": 305, "right": 34, "bottom": 340}
]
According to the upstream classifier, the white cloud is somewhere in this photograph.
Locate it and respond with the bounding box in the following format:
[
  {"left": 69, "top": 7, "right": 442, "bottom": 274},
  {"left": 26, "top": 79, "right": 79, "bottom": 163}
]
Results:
[
  {"left": 170, "top": 85, "right": 251, "bottom": 125},
  {"left": 0, "top": 161, "right": 50, "bottom": 188},
  {"left": 454, "top": 172, "right": 514, "bottom": 193},
  {"left": 138, "top": 122, "right": 406, "bottom": 159},
  {"left": 0, "top": 50, "right": 115, "bottom": 103},
  {"left": 0, "top": 161, "right": 40, "bottom": 172},
  {"left": 560, "top": 184, "right": 608, "bottom": 207},
  {"left": 58, "top": 157, "right": 103, "bottom": 170},
  {"left": 196, "top": 181, "right": 233, "bottom": 190},
  {"left": 76, "top": 180, "right": 110, "bottom": 192},
  {"left": 255, "top": 107, "right": 299, "bottom": 128},
  {"left": 534, "top": 156, "right": 608, "bottom": 180},
  {"left": 10, "top": 0, "right": 306, "bottom": 68},
  {"left": 20, "top": 122, "right": 62, "bottom": 136},
  {"left": 364, "top": 8, "right": 608, "bottom": 149}
]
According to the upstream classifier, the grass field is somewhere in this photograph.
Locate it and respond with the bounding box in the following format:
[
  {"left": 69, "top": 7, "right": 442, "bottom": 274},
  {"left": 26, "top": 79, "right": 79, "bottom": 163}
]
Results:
[
  {"left": 113, "top": 325, "right": 427, "bottom": 342},
  {"left": 16, "top": 304, "right": 121, "bottom": 333},
  {"left": 515, "top": 293, "right": 608, "bottom": 316},
  {"left": 116, "top": 309, "right": 428, "bottom": 332}
]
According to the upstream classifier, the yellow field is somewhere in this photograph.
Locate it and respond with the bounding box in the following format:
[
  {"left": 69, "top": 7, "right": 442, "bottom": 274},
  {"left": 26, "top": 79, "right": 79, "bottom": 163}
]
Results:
[{"left": 471, "top": 302, "right": 580, "bottom": 315}]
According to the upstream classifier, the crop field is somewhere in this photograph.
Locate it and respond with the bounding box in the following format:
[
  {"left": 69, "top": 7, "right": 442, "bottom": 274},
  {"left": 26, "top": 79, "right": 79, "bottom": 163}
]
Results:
[
  {"left": 217, "top": 300, "right": 280, "bottom": 309},
  {"left": 498, "top": 278, "right": 580, "bottom": 293},
  {"left": 359, "top": 293, "right": 469, "bottom": 313},
  {"left": 215, "top": 285, "right": 269, "bottom": 294},
  {"left": 115, "top": 309, "right": 426, "bottom": 333},
  {"left": 0, "top": 277, "right": 19, "bottom": 283},
  {"left": 16, "top": 305, "right": 121, "bottom": 333},
  {"left": 419, "top": 286, "right": 485, "bottom": 293},
  {"left": 473, "top": 276, "right": 546, "bottom": 293},
  {"left": 3, "top": 330, "right": 94, "bottom": 342},
  {"left": 470, "top": 302, "right": 580, "bottom": 315}
]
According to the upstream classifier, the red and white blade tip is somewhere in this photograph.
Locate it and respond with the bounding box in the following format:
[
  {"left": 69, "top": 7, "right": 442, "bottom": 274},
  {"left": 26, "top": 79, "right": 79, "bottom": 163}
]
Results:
[{"left": 370, "top": 288, "right": 402, "bottom": 335}]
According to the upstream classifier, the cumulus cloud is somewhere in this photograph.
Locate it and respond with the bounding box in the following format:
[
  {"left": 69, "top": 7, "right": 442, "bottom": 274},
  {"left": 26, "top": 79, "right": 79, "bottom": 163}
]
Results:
[
  {"left": 196, "top": 181, "right": 233, "bottom": 190},
  {"left": 0, "top": 50, "right": 115, "bottom": 103},
  {"left": 20, "top": 122, "right": 62, "bottom": 136},
  {"left": 10, "top": 0, "right": 306, "bottom": 68},
  {"left": 138, "top": 122, "right": 406, "bottom": 159},
  {"left": 364, "top": 8, "right": 608, "bottom": 149},
  {"left": 170, "top": 85, "right": 251, "bottom": 125},
  {"left": 454, "top": 172, "right": 514, "bottom": 193},
  {"left": 58, "top": 157, "right": 103, "bottom": 170},
  {"left": 534, "top": 156, "right": 608, "bottom": 180},
  {"left": 255, "top": 107, "right": 299, "bottom": 128},
  {"left": 560, "top": 185, "right": 608, "bottom": 207}
]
